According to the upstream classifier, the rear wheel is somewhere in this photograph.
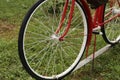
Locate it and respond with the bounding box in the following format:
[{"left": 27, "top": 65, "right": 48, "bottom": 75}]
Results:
[
  {"left": 102, "top": 0, "right": 120, "bottom": 44},
  {"left": 18, "top": 0, "right": 88, "bottom": 79}
]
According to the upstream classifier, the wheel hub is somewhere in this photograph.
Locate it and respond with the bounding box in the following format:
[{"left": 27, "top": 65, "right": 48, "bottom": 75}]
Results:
[{"left": 51, "top": 34, "right": 59, "bottom": 40}]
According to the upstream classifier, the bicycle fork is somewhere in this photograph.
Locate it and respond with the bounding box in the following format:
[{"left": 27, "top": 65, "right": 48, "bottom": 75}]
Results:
[{"left": 54, "top": 0, "right": 75, "bottom": 41}]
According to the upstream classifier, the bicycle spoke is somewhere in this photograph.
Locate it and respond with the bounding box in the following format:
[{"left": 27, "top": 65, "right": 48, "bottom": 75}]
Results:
[
  {"left": 102, "top": 0, "right": 120, "bottom": 44},
  {"left": 19, "top": 0, "right": 88, "bottom": 79}
]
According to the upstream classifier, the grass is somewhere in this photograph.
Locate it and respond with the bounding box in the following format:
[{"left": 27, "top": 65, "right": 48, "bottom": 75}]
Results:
[{"left": 0, "top": 0, "right": 120, "bottom": 80}]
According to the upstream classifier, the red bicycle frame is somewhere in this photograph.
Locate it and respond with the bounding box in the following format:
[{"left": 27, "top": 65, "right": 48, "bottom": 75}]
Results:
[
  {"left": 55, "top": 0, "right": 93, "bottom": 45},
  {"left": 55, "top": 0, "right": 120, "bottom": 45}
]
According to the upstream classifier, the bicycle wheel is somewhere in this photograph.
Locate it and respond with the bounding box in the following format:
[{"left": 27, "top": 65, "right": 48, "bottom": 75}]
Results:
[
  {"left": 18, "top": 0, "right": 88, "bottom": 79},
  {"left": 102, "top": 0, "right": 120, "bottom": 44}
]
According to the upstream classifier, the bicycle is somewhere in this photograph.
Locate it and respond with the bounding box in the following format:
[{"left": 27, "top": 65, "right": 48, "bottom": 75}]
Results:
[{"left": 18, "top": 0, "right": 120, "bottom": 80}]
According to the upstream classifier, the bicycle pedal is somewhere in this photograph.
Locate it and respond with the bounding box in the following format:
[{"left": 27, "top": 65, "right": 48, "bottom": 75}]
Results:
[
  {"left": 93, "top": 31, "right": 99, "bottom": 34},
  {"left": 92, "top": 31, "right": 103, "bottom": 35}
]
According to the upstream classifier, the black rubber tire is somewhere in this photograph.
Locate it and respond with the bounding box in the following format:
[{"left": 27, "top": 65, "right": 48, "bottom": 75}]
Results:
[
  {"left": 101, "top": 2, "right": 120, "bottom": 45},
  {"left": 18, "top": 0, "right": 89, "bottom": 79}
]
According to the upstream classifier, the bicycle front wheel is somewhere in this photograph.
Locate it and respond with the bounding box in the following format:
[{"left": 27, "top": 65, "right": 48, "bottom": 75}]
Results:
[
  {"left": 18, "top": 0, "right": 88, "bottom": 79},
  {"left": 102, "top": 0, "right": 120, "bottom": 44}
]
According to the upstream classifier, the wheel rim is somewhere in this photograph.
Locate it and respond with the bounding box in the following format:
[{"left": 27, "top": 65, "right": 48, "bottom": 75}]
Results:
[
  {"left": 103, "top": 1, "right": 120, "bottom": 44},
  {"left": 22, "top": 0, "right": 88, "bottom": 79}
]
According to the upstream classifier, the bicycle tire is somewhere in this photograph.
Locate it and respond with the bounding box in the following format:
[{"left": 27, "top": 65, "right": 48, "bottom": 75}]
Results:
[
  {"left": 18, "top": 0, "right": 88, "bottom": 79},
  {"left": 102, "top": 0, "right": 120, "bottom": 44}
]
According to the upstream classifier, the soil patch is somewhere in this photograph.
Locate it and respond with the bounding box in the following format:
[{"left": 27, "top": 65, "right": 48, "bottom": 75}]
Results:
[
  {"left": 0, "top": 20, "right": 18, "bottom": 39},
  {"left": 0, "top": 21, "right": 15, "bottom": 34}
]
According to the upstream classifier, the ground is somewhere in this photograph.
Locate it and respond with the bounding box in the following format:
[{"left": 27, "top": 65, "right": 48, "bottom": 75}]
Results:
[{"left": 0, "top": 0, "right": 120, "bottom": 80}]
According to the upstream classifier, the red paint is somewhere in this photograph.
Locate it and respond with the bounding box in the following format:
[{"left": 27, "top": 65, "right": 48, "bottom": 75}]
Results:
[
  {"left": 55, "top": 0, "right": 119, "bottom": 49},
  {"left": 55, "top": 0, "right": 69, "bottom": 34},
  {"left": 60, "top": 0, "right": 75, "bottom": 39}
]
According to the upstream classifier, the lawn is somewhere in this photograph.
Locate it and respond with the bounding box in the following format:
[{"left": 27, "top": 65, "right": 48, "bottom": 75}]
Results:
[{"left": 0, "top": 0, "right": 120, "bottom": 80}]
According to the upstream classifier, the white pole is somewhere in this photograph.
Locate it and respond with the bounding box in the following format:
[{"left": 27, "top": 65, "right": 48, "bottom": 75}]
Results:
[{"left": 73, "top": 44, "right": 111, "bottom": 72}]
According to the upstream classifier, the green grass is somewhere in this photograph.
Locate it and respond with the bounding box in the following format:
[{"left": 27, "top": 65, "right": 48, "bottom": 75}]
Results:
[{"left": 0, "top": 0, "right": 120, "bottom": 80}]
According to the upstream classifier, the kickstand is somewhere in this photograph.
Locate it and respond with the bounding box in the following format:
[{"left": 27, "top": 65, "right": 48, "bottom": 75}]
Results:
[{"left": 92, "top": 34, "right": 97, "bottom": 71}]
